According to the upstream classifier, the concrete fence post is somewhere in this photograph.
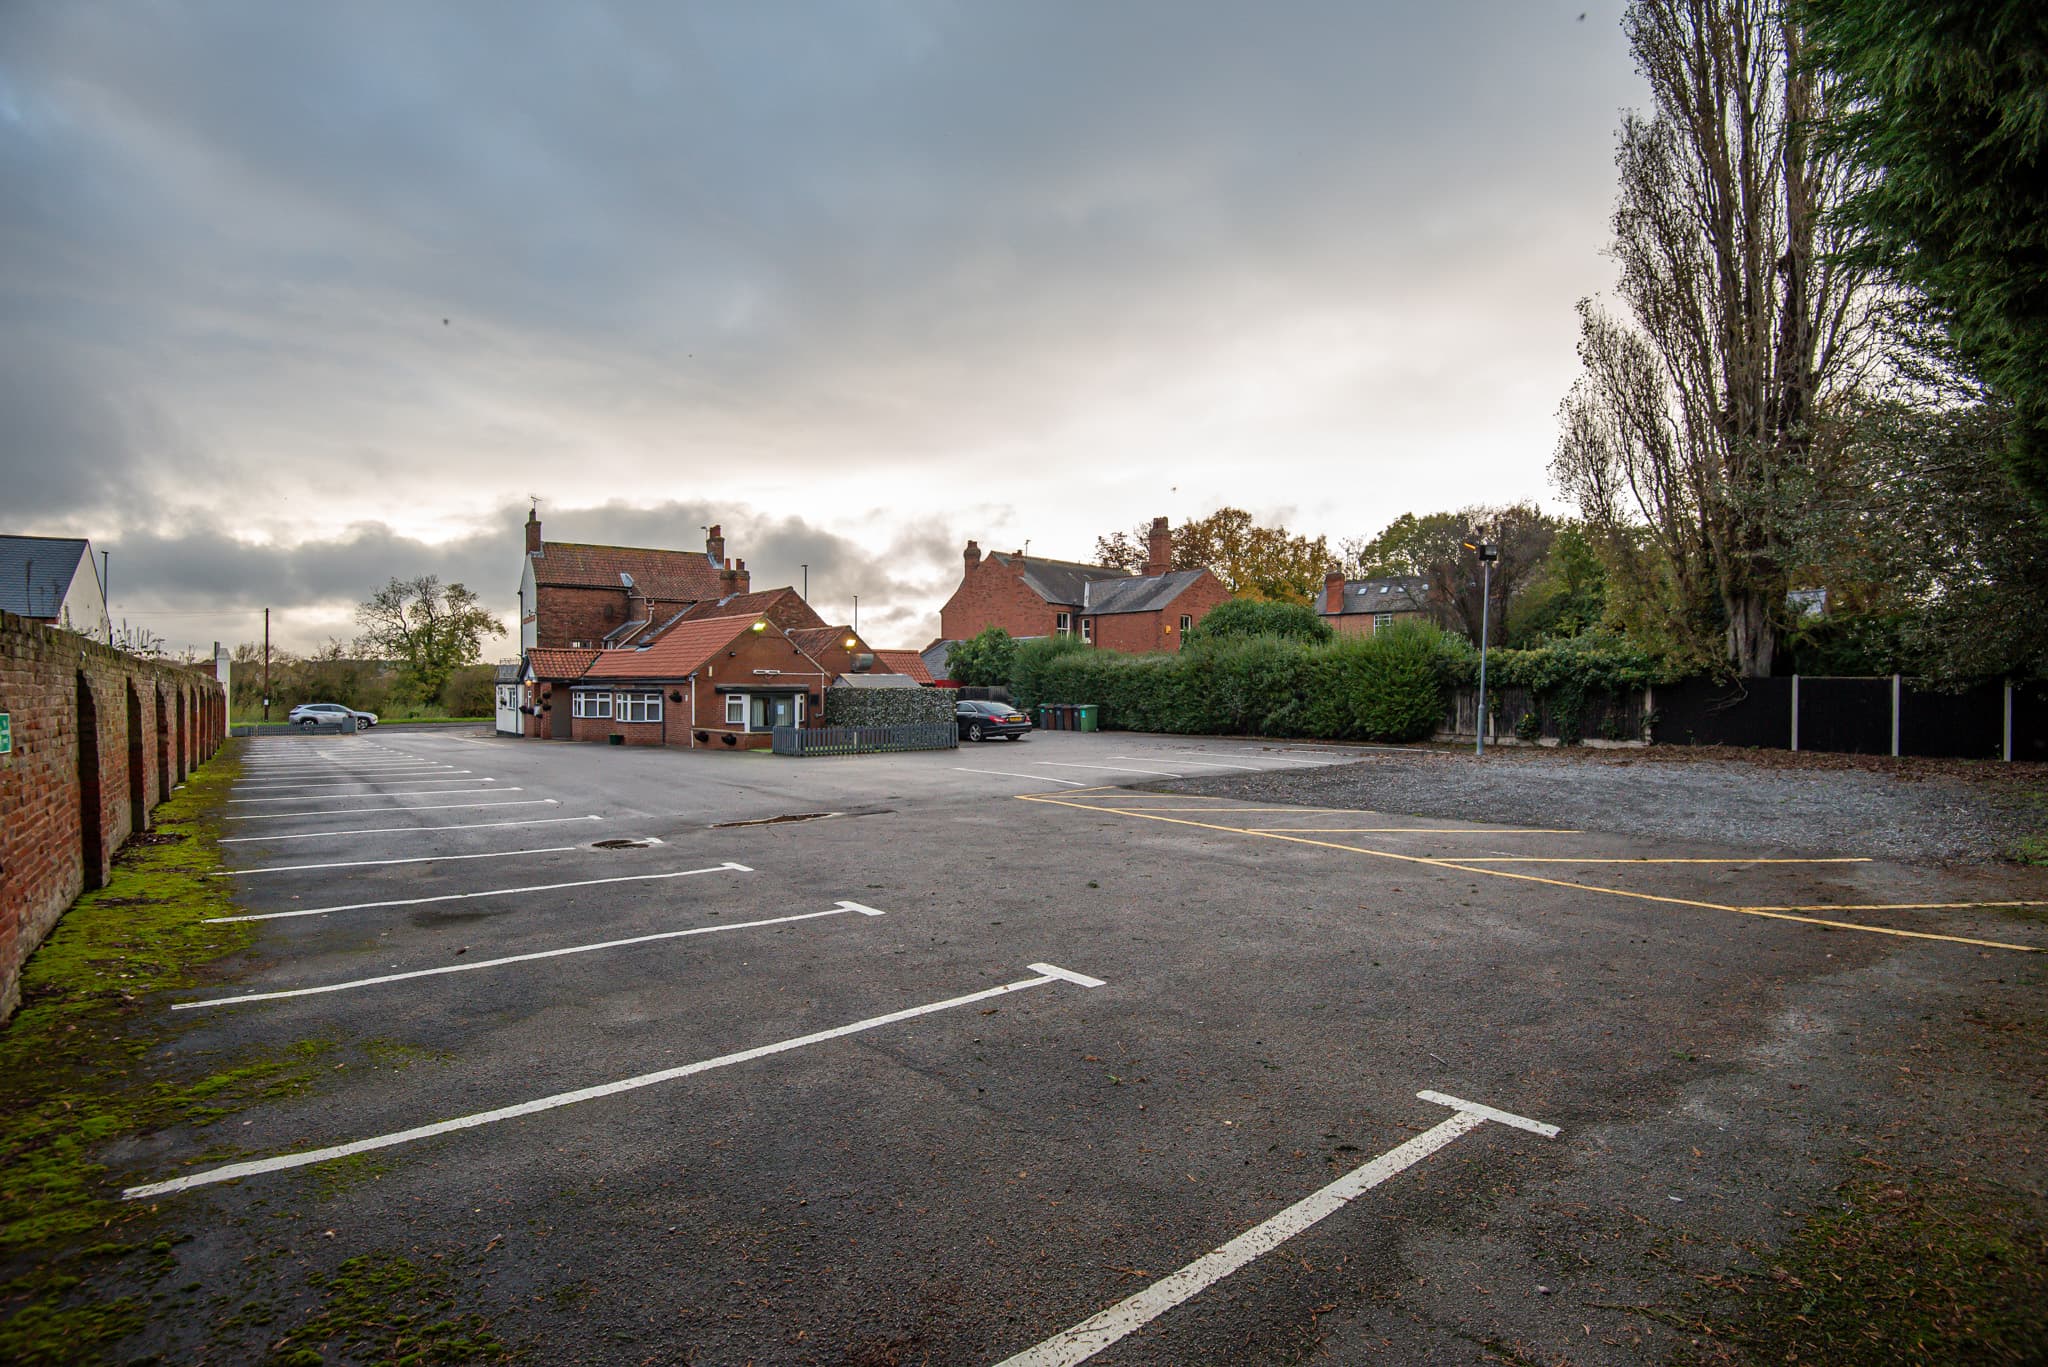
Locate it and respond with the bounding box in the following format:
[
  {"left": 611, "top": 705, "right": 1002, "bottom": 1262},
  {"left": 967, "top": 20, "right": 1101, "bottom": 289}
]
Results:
[
  {"left": 1790, "top": 675, "right": 1800, "bottom": 752},
  {"left": 1891, "top": 674, "right": 1901, "bottom": 758}
]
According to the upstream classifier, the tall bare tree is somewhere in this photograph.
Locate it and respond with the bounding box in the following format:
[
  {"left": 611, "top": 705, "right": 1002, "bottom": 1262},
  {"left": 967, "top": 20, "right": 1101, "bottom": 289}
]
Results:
[{"left": 1551, "top": 0, "right": 1879, "bottom": 675}]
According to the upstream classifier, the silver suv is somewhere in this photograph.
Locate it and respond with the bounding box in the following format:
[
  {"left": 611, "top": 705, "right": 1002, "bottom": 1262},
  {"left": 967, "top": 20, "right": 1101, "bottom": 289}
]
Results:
[{"left": 287, "top": 702, "right": 378, "bottom": 730}]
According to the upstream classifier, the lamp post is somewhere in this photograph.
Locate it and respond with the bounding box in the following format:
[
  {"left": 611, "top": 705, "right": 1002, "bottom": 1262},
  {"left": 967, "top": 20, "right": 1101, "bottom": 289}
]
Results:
[{"left": 1464, "top": 541, "right": 1498, "bottom": 755}]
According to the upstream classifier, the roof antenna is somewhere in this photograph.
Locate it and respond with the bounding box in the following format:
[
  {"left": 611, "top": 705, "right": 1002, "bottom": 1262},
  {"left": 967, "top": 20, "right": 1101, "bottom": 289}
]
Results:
[{"left": 528, "top": 494, "right": 541, "bottom": 513}]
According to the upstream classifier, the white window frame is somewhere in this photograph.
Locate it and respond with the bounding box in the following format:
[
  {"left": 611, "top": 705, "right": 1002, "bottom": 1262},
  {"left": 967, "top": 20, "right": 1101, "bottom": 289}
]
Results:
[
  {"left": 725, "top": 694, "right": 745, "bottom": 726},
  {"left": 572, "top": 690, "right": 613, "bottom": 719},
  {"left": 1373, "top": 612, "right": 1393, "bottom": 633},
  {"left": 1056, "top": 612, "right": 1072, "bottom": 637},
  {"left": 1179, "top": 614, "right": 1193, "bottom": 633},
  {"left": 795, "top": 693, "right": 807, "bottom": 725},
  {"left": 618, "top": 691, "right": 662, "bottom": 723},
  {"left": 1081, "top": 617, "right": 1093, "bottom": 643}
]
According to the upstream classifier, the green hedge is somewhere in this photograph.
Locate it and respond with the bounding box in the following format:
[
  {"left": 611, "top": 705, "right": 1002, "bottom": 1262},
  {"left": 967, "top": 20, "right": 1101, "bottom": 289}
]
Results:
[
  {"left": 1013, "top": 622, "right": 1465, "bottom": 741},
  {"left": 821, "top": 686, "right": 957, "bottom": 727}
]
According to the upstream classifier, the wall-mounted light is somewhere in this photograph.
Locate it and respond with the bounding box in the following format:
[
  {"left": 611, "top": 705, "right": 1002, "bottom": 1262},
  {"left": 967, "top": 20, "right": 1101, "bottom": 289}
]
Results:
[
  {"left": 843, "top": 637, "right": 857, "bottom": 649},
  {"left": 751, "top": 621, "right": 767, "bottom": 632}
]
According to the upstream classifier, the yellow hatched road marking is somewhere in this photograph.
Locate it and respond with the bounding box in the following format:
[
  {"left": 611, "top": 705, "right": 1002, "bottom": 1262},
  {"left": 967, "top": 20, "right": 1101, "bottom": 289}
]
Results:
[
  {"left": 1245, "top": 827, "right": 1582, "bottom": 835},
  {"left": 1016, "top": 796, "right": 2042, "bottom": 954},
  {"left": 1740, "top": 900, "right": 2048, "bottom": 912}
]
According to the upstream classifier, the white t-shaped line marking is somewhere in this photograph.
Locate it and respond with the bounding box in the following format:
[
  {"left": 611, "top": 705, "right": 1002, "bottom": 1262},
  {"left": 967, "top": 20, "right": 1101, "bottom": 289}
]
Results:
[
  {"left": 124, "top": 962, "right": 1103, "bottom": 1201},
  {"left": 993, "top": 1090, "right": 1557, "bottom": 1367}
]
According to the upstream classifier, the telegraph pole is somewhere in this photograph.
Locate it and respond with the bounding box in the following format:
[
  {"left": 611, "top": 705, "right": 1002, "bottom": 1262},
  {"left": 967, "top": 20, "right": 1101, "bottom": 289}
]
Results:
[{"left": 262, "top": 608, "right": 271, "bottom": 722}]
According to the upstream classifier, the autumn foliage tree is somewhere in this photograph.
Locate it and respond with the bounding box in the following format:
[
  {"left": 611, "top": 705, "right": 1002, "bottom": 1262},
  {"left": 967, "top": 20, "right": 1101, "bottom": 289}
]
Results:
[
  {"left": 1342, "top": 504, "right": 1558, "bottom": 646},
  {"left": 1094, "top": 508, "right": 1335, "bottom": 603}
]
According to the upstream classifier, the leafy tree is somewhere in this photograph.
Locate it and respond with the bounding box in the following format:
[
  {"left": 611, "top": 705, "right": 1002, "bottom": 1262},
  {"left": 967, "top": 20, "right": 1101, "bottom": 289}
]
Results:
[
  {"left": 1803, "top": 0, "right": 2048, "bottom": 507},
  {"left": 1342, "top": 504, "right": 1557, "bottom": 646},
  {"left": 1339, "top": 512, "right": 1462, "bottom": 579},
  {"left": 1095, "top": 508, "right": 1335, "bottom": 603},
  {"left": 1183, "top": 598, "right": 1333, "bottom": 646},
  {"left": 1552, "top": 0, "right": 1882, "bottom": 676},
  {"left": 1782, "top": 398, "right": 2048, "bottom": 681},
  {"left": 945, "top": 626, "right": 1017, "bottom": 686},
  {"left": 1506, "top": 521, "right": 1609, "bottom": 644},
  {"left": 353, "top": 576, "right": 503, "bottom": 702}
]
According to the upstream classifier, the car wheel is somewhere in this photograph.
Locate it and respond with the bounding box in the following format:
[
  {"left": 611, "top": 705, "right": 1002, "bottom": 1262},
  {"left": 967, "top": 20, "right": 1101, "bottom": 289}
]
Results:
[
  {"left": 968, "top": 723, "right": 984, "bottom": 742},
  {"left": 299, "top": 718, "right": 317, "bottom": 731}
]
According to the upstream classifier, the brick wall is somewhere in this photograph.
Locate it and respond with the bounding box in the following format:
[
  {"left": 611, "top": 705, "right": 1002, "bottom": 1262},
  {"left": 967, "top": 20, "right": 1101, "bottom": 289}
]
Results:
[
  {"left": 938, "top": 558, "right": 1063, "bottom": 641},
  {"left": 0, "top": 610, "right": 226, "bottom": 1020}
]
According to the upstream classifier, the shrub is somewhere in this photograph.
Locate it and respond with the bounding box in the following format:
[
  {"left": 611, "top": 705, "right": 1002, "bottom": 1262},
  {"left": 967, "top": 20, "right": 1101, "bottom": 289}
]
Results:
[
  {"left": 1015, "top": 620, "right": 1465, "bottom": 740},
  {"left": 1010, "top": 636, "right": 1092, "bottom": 710},
  {"left": 946, "top": 628, "right": 1017, "bottom": 686},
  {"left": 1183, "top": 599, "right": 1333, "bottom": 646},
  {"left": 438, "top": 664, "right": 496, "bottom": 718}
]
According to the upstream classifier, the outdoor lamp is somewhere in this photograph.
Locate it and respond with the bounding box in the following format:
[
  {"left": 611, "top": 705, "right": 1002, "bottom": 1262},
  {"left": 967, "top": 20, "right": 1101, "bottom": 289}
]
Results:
[{"left": 751, "top": 621, "right": 767, "bottom": 632}]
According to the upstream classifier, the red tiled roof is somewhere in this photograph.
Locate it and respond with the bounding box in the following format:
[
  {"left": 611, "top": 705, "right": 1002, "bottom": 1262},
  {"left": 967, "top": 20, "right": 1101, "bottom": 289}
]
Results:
[
  {"left": 787, "top": 626, "right": 856, "bottom": 659},
  {"left": 677, "top": 588, "right": 802, "bottom": 623},
  {"left": 531, "top": 541, "right": 726, "bottom": 600},
  {"left": 526, "top": 648, "right": 600, "bottom": 680},
  {"left": 583, "top": 614, "right": 764, "bottom": 680},
  {"left": 874, "top": 650, "right": 933, "bottom": 683}
]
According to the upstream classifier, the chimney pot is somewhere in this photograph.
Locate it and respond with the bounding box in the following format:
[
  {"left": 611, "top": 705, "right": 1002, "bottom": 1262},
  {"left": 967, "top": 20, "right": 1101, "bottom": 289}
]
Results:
[
  {"left": 525, "top": 507, "right": 543, "bottom": 556},
  {"left": 963, "top": 540, "right": 982, "bottom": 571}
]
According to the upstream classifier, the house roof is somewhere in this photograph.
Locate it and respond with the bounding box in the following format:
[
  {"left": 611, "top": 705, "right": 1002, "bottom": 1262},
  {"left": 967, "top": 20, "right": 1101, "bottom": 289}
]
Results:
[
  {"left": 530, "top": 540, "right": 726, "bottom": 600},
  {"left": 1314, "top": 575, "right": 1431, "bottom": 615},
  {"left": 787, "top": 626, "right": 856, "bottom": 660},
  {"left": 676, "top": 587, "right": 812, "bottom": 624},
  {"left": 921, "top": 639, "right": 957, "bottom": 679},
  {"left": 1082, "top": 569, "right": 1209, "bottom": 615},
  {"left": 986, "top": 551, "right": 1132, "bottom": 608},
  {"left": 493, "top": 662, "right": 524, "bottom": 684},
  {"left": 583, "top": 613, "right": 770, "bottom": 680},
  {"left": 0, "top": 535, "right": 93, "bottom": 619},
  {"left": 873, "top": 650, "right": 933, "bottom": 683},
  {"left": 526, "top": 647, "right": 600, "bottom": 680}
]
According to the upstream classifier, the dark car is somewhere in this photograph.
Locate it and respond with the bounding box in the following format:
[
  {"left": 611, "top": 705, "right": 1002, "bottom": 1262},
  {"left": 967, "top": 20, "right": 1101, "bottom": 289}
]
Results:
[{"left": 956, "top": 699, "right": 1032, "bottom": 741}]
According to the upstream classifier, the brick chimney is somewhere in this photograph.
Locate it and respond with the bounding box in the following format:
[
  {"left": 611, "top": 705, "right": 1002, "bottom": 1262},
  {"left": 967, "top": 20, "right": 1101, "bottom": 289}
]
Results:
[
  {"left": 706, "top": 524, "right": 725, "bottom": 564},
  {"left": 734, "top": 557, "right": 750, "bottom": 593},
  {"left": 719, "top": 558, "right": 739, "bottom": 596},
  {"left": 1144, "top": 516, "right": 1172, "bottom": 577},
  {"left": 525, "top": 506, "right": 542, "bottom": 556},
  {"left": 1324, "top": 569, "right": 1348, "bottom": 616},
  {"left": 963, "top": 539, "right": 981, "bottom": 573}
]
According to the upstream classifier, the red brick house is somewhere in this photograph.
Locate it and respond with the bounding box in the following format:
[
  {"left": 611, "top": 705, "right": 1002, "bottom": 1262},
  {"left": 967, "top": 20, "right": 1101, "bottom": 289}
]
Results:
[
  {"left": 519, "top": 510, "right": 773, "bottom": 653},
  {"left": 1314, "top": 571, "right": 1432, "bottom": 637},
  {"left": 571, "top": 615, "right": 839, "bottom": 749},
  {"left": 938, "top": 517, "right": 1229, "bottom": 654}
]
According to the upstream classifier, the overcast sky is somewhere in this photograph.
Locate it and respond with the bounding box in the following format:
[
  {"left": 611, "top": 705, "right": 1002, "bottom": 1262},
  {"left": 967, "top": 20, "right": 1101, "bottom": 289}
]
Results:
[{"left": 1, "top": 1, "right": 1644, "bottom": 655}]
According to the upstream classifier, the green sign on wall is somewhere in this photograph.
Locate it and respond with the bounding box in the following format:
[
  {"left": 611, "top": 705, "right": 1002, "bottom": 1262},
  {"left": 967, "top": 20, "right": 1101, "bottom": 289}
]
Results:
[{"left": 0, "top": 712, "right": 10, "bottom": 755}]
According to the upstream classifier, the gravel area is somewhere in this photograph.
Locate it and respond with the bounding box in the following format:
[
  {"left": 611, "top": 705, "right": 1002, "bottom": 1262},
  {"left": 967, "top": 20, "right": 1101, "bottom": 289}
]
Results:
[{"left": 1146, "top": 743, "right": 2048, "bottom": 865}]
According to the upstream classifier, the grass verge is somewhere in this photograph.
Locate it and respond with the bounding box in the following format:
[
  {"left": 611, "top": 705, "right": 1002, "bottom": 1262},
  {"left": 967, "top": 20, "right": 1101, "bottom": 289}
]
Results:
[
  {"left": 0, "top": 746, "right": 337, "bottom": 1363},
  {"left": 1673, "top": 1162, "right": 2048, "bottom": 1365}
]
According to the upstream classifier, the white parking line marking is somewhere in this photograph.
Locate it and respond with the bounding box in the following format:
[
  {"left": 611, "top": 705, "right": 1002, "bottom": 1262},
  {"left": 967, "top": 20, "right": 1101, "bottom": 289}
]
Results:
[
  {"left": 1036, "top": 762, "right": 1190, "bottom": 777},
  {"left": 222, "top": 816, "right": 604, "bottom": 844},
  {"left": 125, "top": 961, "right": 1103, "bottom": 1199},
  {"left": 205, "top": 861, "right": 754, "bottom": 923},
  {"left": 236, "top": 772, "right": 472, "bottom": 786},
  {"left": 1107, "top": 755, "right": 1272, "bottom": 770},
  {"left": 230, "top": 788, "right": 519, "bottom": 804},
  {"left": 227, "top": 799, "right": 560, "bottom": 822},
  {"left": 954, "top": 768, "right": 1091, "bottom": 787},
  {"left": 212, "top": 845, "right": 593, "bottom": 876},
  {"left": 175, "top": 902, "right": 885, "bottom": 1010},
  {"left": 994, "top": 1090, "right": 1557, "bottom": 1367}
]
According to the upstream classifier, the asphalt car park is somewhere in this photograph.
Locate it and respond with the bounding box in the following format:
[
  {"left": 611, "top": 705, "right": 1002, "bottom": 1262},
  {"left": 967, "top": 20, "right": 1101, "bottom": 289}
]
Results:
[{"left": 108, "top": 729, "right": 2046, "bottom": 1363}]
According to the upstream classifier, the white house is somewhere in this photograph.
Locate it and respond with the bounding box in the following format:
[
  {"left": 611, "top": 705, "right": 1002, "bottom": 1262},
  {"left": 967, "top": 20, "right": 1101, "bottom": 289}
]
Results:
[{"left": 0, "top": 535, "right": 111, "bottom": 642}]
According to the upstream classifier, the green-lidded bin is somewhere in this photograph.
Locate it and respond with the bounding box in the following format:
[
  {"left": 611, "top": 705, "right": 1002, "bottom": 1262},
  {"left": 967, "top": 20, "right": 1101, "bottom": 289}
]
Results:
[{"left": 1075, "top": 704, "right": 1099, "bottom": 732}]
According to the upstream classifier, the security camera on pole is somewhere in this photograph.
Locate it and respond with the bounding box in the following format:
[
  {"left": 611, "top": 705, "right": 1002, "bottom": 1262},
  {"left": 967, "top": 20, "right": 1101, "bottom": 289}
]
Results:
[{"left": 1463, "top": 540, "right": 1499, "bottom": 755}]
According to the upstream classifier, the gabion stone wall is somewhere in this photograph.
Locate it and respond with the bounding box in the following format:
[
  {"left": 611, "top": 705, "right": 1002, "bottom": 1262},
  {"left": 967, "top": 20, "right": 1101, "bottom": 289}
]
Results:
[{"left": 821, "top": 685, "right": 957, "bottom": 728}]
